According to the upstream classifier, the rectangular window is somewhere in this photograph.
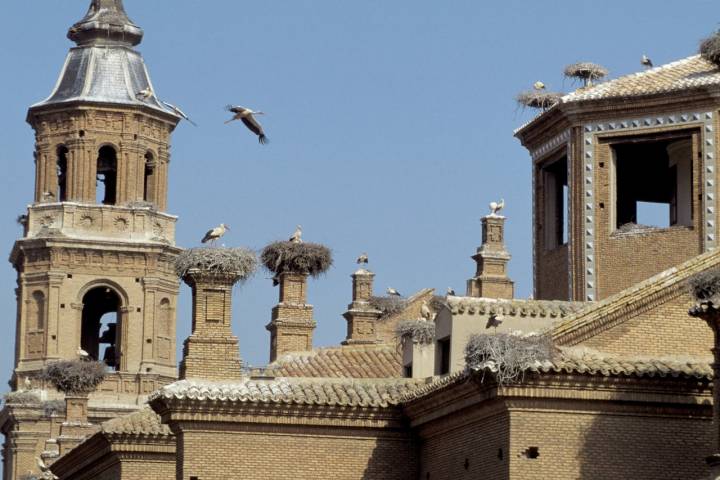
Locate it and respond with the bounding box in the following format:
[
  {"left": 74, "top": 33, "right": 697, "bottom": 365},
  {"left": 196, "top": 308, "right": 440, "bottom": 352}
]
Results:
[
  {"left": 611, "top": 136, "right": 692, "bottom": 230},
  {"left": 541, "top": 155, "right": 568, "bottom": 249},
  {"left": 436, "top": 337, "right": 450, "bottom": 375}
]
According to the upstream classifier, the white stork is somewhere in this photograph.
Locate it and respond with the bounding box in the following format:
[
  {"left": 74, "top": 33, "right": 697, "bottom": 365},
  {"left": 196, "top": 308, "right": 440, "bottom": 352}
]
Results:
[
  {"left": 289, "top": 225, "right": 303, "bottom": 244},
  {"left": 202, "top": 224, "right": 230, "bottom": 245},
  {"left": 225, "top": 105, "right": 268, "bottom": 145},
  {"left": 76, "top": 347, "right": 90, "bottom": 360},
  {"left": 420, "top": 301, "right": 432, "bottom": 321},
  {"left": 533, "top": 81, "right": 546, "bottom": 90},
  {"left": 37, "top": 456, "right": 58, "bottom": 479},
  {"left": 387, "top": 287, "right": 402, "bottom": 297},
  {"left": 162, "top": 101, "right": 197, "bottom": 127},
  {"left": 641, "top": 54, "right": 653, "bottom": 68},
  {"left": 136, "top": 87, "right": 154, "bottom": 101},
  {"left": 447, "top": 287, "right": 456, "bottom": 296},
  {"left": 489, "top": 198, "right": 505, "bottom": 216},
  {"left": 356, "top": 252, "right": 369, "bottom": 265}
]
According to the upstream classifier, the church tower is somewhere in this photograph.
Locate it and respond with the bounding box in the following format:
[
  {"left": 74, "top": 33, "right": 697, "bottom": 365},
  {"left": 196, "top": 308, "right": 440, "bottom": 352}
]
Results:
[{"left": 2, "top": 1, "right": 182, "bottom": 477}]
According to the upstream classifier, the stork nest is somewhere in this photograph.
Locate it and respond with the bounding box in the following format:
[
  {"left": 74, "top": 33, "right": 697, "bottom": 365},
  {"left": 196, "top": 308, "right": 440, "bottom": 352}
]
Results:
[
  {"left": 700, "top": 31, "right": 720, "bottom": 66},
  {"left": 396, "top": 320, "right": 436, "bottom": 345},
  {"left": 369, "top": 296, "right": 408, "bottom": 319},
  {"left": 516, "top": 91, "right": 563, "bottom": 111},
  {"left": 41, "top": 360, "right": 107, "bottom": 395},
  {"left": 43, "top": 399, "right": 66, "bottom": 417},
  {"left": 465, "top": 333, "right": 556, "bottom": 385},
  {"left": 563, "top": 62, "right": 608, "bottom": 83},
  {"left": 688, "top": 269, "right": 720, "bottom": 303},
  {"left": 3, "top": 390, "right": 41, "bottom": 406},
  {"left": 260, "top": 241, "right": 333, "bottom": 278},
  {"left": 175, "top": 247, "right": 258, "bottom": 281}
]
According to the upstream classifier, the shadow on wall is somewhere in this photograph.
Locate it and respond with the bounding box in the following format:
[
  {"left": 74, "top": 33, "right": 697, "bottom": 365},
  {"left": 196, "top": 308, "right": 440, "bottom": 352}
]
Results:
[
  {"left": 361, "top": 433, "right": 419, "bottom": 480},
  {"left": 579, "top": 409, "right": 713, "bottom": 480}
]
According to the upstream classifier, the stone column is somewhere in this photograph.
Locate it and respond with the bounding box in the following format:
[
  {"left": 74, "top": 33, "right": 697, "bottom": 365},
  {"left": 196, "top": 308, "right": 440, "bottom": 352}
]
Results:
[
  {"left": 266, "top": 273, "right": 316, "bottom": 362},
  {"left": 467, "top": 214, "right": 514, "bottom": 299},
  {"left": 179, "top": 269, "right": 243, "bottom": 381},
  {"left": 342, "top": 269, "right": 382, "bottom": 345}
]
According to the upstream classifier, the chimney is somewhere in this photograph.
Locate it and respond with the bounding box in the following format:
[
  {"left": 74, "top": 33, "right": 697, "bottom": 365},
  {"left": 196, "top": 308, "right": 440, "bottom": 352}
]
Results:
[
  {"left": 179, "top": 267, "right": 246, "bottom": 381},
  {"left": 342, "top": 268, "right": 382, "bottom": 345},
  {"left": 266, "top": 272, "right": 316, "bottom": 361},
  {"left": 467, "top": 213, "right": 514, "bottom": 298}
]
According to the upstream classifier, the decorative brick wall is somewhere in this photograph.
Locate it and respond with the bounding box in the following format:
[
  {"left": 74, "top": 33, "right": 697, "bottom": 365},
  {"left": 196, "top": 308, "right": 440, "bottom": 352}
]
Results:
[
  {"left": 343, "top": 269, "right": 382, "bottom": 345},
  {"left": 266, "top": 273, "right": 316, "bottom": 361}
]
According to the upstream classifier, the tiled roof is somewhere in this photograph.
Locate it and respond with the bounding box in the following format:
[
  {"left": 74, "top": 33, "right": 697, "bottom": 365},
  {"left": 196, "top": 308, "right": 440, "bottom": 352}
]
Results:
[
  {"left": 153, "top": 378, "right": 423, "bottom": 408},
  {"left": 101, "top": 408, "right": 172, "bottom": 437},
  {"left": 562, "top": 55, "right": 720, "bottom": 103},
  {"left": 552, "top": 248, "right": 720, "bottom": 344},
  {"left": 400, "top": 348, "right": 712, "bottom": 402},
  {"left": 265, "top": 345, "right": 403, "bottom": 378},
  {"left": 447, "top": 296, "right": 585, "bottom": 318}
]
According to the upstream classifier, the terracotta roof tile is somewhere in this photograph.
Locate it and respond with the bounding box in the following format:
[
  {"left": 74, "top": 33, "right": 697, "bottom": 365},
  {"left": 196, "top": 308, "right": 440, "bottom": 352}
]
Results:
[
  {"left": 265, "top": 344, "right": 403, "bottom": 378},
  {"left": 101, "top": 408, "right": 173, "bottom": 437},
  {"left": 447, "top": 297, "right": 585, "bottom": 318},
  {"left": 153, "top": 378, "right": 423, "bottom": 408}
]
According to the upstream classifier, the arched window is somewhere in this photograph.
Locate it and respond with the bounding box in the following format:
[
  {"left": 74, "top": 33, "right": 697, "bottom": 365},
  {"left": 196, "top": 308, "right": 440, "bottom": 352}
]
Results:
[
  {"left": 158, "top": 298, "right": 172, "bottom": 337},
  {"left": 96, "top": 146, "right": 118, "bottom": 205},
  {"left": 143, "top": 152, "right": 156, "bottom": 203},
  {"left": 57, "top": 146, "right": 68, "bottom": 202},
  {"left": 28, "top": 291, "right": 46, "bottom": 331},
  {"left": 82, "top": 287, "right": 121, "bottom": 370}
]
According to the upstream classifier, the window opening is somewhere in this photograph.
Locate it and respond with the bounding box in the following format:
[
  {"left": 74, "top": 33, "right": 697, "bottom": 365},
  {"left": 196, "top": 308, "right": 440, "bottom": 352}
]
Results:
[
  {"left": 96, "top": 146, "right": 118, "bottom": 205},
  {"left": 81, "top": 287, "right": 120, "bottom": 370},
  {"left": 403, "top": 364, "right": 412, "bottom": 378},
  {"left": 57, "top": 146, "right": 68, "bottom": 202},
  {"left": 436, "top": 337, "right": 451, "bottom": 375},
  {"left": 612, "top": 137, "right": 692, "bottom": 230},
  {"left": 143, "top": 151, "right": 156, "bottom": 203},
  {"left": 541, "top": 156, "right": 568, "bottom": 249}
]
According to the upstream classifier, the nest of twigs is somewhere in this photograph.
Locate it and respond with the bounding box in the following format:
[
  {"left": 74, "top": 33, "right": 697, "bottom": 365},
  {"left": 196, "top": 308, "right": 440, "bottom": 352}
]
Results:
[
  {"left": 41, "top": 360, "right": 107, "bottom": 395},
  {"left": 701, "top": 31, "right": 720, "bottom": 66},
  {"left": 396, "top": 320, "right": 435, "bottom": 345},
  {"left": 516, "top": 91, "right": 563, "bottom": 111},
  {"left": 465, "top": 333, "right": 556, "bottom": 385},
  {"left": 175, "top": 247, "right": 258, "bottom": 281},
  {"left": 369, "top": 296, "right": 408, "bottom": 319},
  {"left": 43, "top": 399, "right": 66, "bottom": 417},
  {"left": 688, "top": 269, "right": 720, "bottom": 303},
  {"left": 564, "top": 62, "right": 608, "bottom": 85},
  {"left": 260, "top": 241, "right": 333, "bottom": 278},
  {"left": 3, "top": 390, "right": 41, "bottom": 405}
]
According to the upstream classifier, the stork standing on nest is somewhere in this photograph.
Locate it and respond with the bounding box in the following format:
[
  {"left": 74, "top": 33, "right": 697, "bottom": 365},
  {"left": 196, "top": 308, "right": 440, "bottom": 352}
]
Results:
[
  {"left": 421, "top": 301, "right": 432, "bottom": 321},
  {"left": 289, "top": 225, "right": 303, "bottom": 244},
  {"left": 225, "top": 105, "right": 268, "bottom": 144},
  {"left": 76, "top": 347, "right": 90, "bottom": 360},
  {"left": 641, "top": 54, "right": 653, "bottom": 68},
  {"left": 489, "top": 198, "right": 505, "bottom": 216},
  {"left": 387, "top": 287, "right": 402, "bottom": 297},
  {"left": 201, "top": 224, "right": 230, "bottom": 245},
  {"left": 356, "top": 252, "right": 369, "bottom": 265},
  {"left": 533, "top": 81, "right": 546, "bottom": 90}
]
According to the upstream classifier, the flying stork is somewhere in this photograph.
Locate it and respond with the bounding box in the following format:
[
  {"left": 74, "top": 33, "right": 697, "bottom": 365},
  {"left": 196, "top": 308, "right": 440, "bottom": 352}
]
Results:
[
  {"left": 641, "top": 54, "right": 653, "bottom": 68},
  {"left": 202, "top": 224, "right": 230, "bottom": 245},
  {"left": 289, "top": 225, "right": 303, "bottom": 244},
  {"left": 356, "top": 252, "right": 369, "bottom": 265},
  {"left": 485, "top": 312, "right": 504, "bottom": 331},
  {"left": 225, "top": 105, "right": 268, "bottom": 144},
  {"left": 489, "top": 198, "right": 505, "bottom": 216},
  {"left": 162, "top": 101, "right": 197, "bottom": 126}
]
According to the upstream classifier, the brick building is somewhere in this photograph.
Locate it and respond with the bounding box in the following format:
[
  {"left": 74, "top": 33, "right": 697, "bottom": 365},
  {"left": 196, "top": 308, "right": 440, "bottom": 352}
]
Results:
[{"left": 3, "top": 1, "right": 720, "bottom": 479}]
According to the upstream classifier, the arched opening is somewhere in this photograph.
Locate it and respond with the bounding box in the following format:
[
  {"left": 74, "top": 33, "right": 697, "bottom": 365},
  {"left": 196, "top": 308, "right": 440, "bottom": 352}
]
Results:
[
  {"left": 156, "top": 298, "right": 172, "bottom": 360},
  {"left": 81, "top": 287, "right": 121, "bottom": 370},
  {"left": 143, "top": 151, "right": 156, "bottom": 203},
  {"left": 25, "top": 291, "right": 46, "bottom": 358},
  {"left": 96, "top": 146, "right": 118, "bottom": 205},
  {"left": 57, "top": 146, "right": 68, "bottom": 202}
]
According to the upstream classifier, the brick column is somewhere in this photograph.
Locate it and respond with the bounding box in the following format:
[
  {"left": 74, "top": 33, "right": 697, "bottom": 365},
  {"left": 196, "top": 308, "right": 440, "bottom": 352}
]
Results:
[
  {"left": 179, "top": 269, "right": 243, "bottom": 381},
  {"left": 467, "top": 214, "right": 514, "bottom": 299},
  {"left": 342, "top": 269, "right": 382, "bottom": 345},
  {"left": 58, "top": 394, "right": 93, "bottom": 456},
  {"left": 266, "top": 273, "right": 316, "bottom": 362}
]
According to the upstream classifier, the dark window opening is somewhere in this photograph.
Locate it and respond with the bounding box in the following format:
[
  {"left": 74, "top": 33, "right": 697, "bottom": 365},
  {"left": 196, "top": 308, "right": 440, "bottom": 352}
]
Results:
[
  {"left": 523, "top": 447, "right": 540, "bottom": 459},
  {"left": 436, "top": 337, "right": 450, "bottom": 375},
  {"left": 403, "top": 364, "right": 412, "bottom": 378},
  {"left": 81, "top": 287, "right": 121, "bottom": 370},
  {"left": 541, "top": 156, "right": 568, "bottom": 249},
  {"left": 498, "top": 448, "right": 504, "bottom": 460},
  {"left": 57, "top": 146, "right": 68, "bottom": 202},
  {"left": 143, "top": 152, "right": 157, "bottom": 203},
  {"left": 96, "top": 146, "right": 118, "bottom": 205},
  {"left": 613, "top": 137, "right": 692, "bottom": 230}
]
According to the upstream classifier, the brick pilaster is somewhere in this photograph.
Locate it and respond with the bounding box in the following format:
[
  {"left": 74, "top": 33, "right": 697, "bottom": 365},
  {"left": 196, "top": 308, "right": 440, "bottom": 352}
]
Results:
[
  {"left": 342, "top": 269, "right": 382, "bottom": 345},
  {"left": 467, "top": 214, "right": 514, "bottom": 299},
  {"left": 266, "top": 273, "right": 316, "bottom": 362}
]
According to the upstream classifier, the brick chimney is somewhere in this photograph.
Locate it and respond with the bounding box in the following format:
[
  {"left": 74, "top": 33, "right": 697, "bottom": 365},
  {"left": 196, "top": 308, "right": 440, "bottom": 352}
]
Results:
[
  {"left": 266, "top": 272, "right": 316, "bottom": 362},
  {"left": 342, "top": 268, "right": 382, "bottom": 345},
  {"left": 179, "top": 269, "right": 243, "bottom": 381},
  {"left": 467, "top": 213, "right": 514, "bottom": 298}
]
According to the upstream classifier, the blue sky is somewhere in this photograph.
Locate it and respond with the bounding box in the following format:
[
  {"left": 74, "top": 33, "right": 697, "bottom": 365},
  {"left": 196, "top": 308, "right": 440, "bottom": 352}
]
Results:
[{"left": 0, "top": 0, "right": 717, "bottom": 385}]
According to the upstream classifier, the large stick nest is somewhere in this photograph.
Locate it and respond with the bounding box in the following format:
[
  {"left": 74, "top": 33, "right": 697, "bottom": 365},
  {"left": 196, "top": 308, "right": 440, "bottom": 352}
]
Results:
[
  {"left": 701, "top": 31, "right": 720, "bottom": 66},
  {"left": 465, "top": 333, "right": 556, "bottom": 385},
  {"left": 260, "top": 241, "right": 333, "bottom": 278},
  {"left": 396, "top": 320, "right": 435, "bottom": 345},
  {"left": 688, "top": 269, "right": 720, "bottom": 303},
  {"left": 516, "top": 91, "right": 563, "bottom": 111},
  {"left": 41, "top": 360, "right": 107, "bottom": 395},
  {"left": 3, "top": 391, "right": 41, "bottom": 405},
  {"left": 369, "top": 296, "right": 408, "bottom": 319},
  {"left": 564, "top": 62, "right": 608, "bottom": 84},
  {"left": 175, "top": 247, "right": 258, "bottom": 281}
]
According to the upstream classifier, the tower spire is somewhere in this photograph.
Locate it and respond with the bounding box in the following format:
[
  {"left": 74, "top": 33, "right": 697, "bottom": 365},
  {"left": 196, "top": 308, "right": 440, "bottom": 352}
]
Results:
[{"left": 68, "top": 0, "right": 143, "bottom": 47}]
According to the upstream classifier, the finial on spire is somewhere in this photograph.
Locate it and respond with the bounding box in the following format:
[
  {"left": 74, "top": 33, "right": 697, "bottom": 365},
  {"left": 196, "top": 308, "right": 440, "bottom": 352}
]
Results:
[{"left": 68, "top": 0, "right": 143, "bottom": 47}]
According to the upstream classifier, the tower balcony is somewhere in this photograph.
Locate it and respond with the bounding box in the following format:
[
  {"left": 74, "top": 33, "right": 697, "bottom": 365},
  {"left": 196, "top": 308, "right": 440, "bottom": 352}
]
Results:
[{"left": 23, "top": 202, "right": 177, "bottom": 245}]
